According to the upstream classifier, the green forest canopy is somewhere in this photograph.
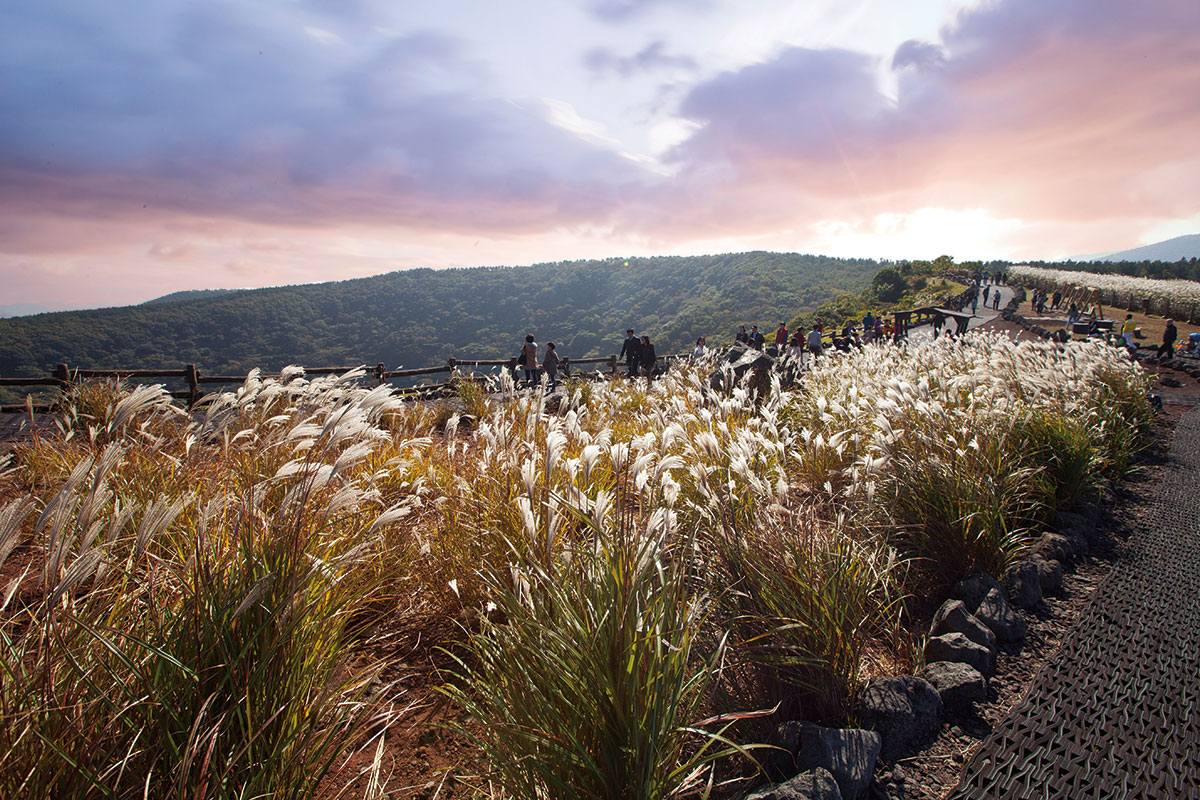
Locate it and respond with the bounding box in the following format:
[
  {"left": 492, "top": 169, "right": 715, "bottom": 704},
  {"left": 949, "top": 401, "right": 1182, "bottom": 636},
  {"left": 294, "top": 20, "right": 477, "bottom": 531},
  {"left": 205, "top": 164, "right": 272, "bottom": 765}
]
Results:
[{"left": 1, "top": 252, "right": 883, "bottom": 378}]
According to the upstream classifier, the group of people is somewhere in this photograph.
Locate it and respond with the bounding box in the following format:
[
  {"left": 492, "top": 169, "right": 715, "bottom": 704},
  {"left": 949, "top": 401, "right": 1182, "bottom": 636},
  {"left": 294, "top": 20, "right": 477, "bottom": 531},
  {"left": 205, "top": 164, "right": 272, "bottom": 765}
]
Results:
[
  {"left": 736, "top": 321, "right": 829, "bottom": 360},
  {"left": 1029, "top": 288, "right": 1057, "bottom": 315},
  {"left": 516, "top": 333, "right": 562, "bottom": 390},
  {"left": 619, "top": 329, "right": 661, "bottom": 379}
]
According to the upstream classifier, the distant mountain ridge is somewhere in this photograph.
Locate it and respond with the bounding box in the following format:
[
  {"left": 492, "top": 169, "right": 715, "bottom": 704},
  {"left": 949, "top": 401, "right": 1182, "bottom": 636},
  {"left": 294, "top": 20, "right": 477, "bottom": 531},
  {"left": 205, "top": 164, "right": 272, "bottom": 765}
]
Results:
[
  {"left": 142, "top": 288, "right": 242, "bottom": 306},
  {"left": 0, "top": 252, "right": 880, "bottom": 378},
  {"left": 1075, "top": 234, "right": 1200, "bottom": 263}
]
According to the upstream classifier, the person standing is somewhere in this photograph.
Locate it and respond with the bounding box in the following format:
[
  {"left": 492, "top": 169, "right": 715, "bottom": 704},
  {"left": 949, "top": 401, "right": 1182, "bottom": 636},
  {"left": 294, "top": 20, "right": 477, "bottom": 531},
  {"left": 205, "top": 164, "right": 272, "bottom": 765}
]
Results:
[
  {"left": 774, "top": 322, "right": 788, "bottom": 349},
  {"left": 971, "top": 290, "right": 980, "bottom": 316},
  {"left": 1159, "top": 320, "right": 1178, "bottom": 359},
  {"left": 620, "top": 329, "right": 642, "bottom": 378},
  {"left": 863, "top": 311, "right": 875, "bottom": 341},
  {"left": 521, "top": 334, "right": 539, "bottom": 386},
  {"left": 541, "top": 341, "right": 561, "bottom": 391},
  {"left": 787, "top": 329, "right": 805, "bottom": 365},
  {"left": 982, "top": 285, "right": 990, "bottom": 306},
  {"left": 1121, "top": 314, "right": 1136, "bottom": 349},
  {"left": 640, "top": 335, "right": 657, "bottom": 380},
  {"left": 735, "top": 325, "right": 749, "bottom": 344},
  {"left": 992, "top": 289, "right": 1001, "bottom": 310},
  {"left": 750, "top": 325, "right": 765, "bottom": 348},
  {"left": 806, "top": 325, "right": 823, "bottom": 359},
  {"left": 691, "top": 336, "right": 707, "bottom": 360}
]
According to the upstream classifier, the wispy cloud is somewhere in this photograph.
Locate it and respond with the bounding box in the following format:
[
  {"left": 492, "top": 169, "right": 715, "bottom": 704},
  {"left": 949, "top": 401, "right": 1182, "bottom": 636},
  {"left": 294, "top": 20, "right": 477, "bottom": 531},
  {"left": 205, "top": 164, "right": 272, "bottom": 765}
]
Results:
[{"left": 0, "top": 0, "right": 1196, "bottom": 307}]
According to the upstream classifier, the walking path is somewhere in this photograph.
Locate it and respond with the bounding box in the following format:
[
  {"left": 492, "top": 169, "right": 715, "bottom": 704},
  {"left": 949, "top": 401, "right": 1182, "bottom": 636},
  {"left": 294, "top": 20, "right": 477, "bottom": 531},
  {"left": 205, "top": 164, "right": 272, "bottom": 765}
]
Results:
[
  {"left": 906, "top": 285, "right": 1014, "bottom": 344},
  {"left": 947, "top": 406, "right": 1200, "bottom": 799}
]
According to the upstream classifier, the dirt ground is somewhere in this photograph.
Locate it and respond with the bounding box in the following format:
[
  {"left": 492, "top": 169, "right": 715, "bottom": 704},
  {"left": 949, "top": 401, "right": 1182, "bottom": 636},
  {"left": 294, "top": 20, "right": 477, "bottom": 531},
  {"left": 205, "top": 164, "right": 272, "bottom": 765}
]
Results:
[{"left": 1013, "top": 296, "right": 1200, "bottom": 352}]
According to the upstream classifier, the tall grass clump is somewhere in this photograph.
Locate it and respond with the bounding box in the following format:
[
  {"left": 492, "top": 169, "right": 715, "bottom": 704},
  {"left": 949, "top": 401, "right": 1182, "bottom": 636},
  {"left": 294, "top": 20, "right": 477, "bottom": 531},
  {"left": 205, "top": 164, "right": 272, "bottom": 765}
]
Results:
[
  {"left": 794, "top": 334, "right": 1153, "bottom": 583},
  {"left": 442, "top": 506, "right": 753, "bottom": 800},
  {"left": 0, "top": 370, "right": 415, "bottom": 799},
  {"left": 714, "top": 514, "right": 904, "bottom": 722},
  {"left": 881, "top": 422, "right": 1038, "bottom": 582}
]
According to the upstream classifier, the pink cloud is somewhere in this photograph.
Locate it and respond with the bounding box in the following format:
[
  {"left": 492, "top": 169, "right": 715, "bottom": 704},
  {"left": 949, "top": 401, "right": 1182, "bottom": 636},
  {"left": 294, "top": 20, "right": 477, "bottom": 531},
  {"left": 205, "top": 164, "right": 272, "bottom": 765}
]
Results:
[
  {"left": 651, "top": 0, "right": 1199, "bottom": 236},
  {"left": 2, "top": 0, "right": 1197, "bottom": 309}
]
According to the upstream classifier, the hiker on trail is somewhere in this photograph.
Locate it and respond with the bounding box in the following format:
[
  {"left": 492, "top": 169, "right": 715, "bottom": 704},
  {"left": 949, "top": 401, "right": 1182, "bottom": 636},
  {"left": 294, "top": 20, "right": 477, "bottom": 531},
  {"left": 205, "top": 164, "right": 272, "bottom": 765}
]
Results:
[
  {"left": 774, "top": 322, "right": 788, "bottom": 349},
  {"left": 992, "top": 289, "right": 1001, "bottom": 310},
  {"left": 520, "top": 334, "right": 539, "bottom": 385},
  {"left": 620, "top": 329, "right": 642, "bottom": 378},
  {"left": 1052, "top": 290, "right": 1063, "bottom": 310},
  {"left": 1121, "top": 314, "right": 1136, "bottom": 349},
  {"left": 971, "top": 290, "right": 980, "bottom": 316},
  {"left": 640, "top": 335, "right": 657, "bottom": 379},
  {"left": 692, "top": 337, "right": 707, "bottom": 360},
  {"left": 736, "top": 325, "right": 749, "bottom": 344},
  {"left": 983, "top": 285, "right": 991, "bottom": 305},
  {"left": 542, "top": 341, "right": 560, "bottom": 392},
  {"left": 750, "top": 325, "right": 765, "bottom": 348},
  {"left": 806, "top": 325, "right": 823, "bottom": 358},
  {"left": 1159, "top": 320, "right": 1178, "bottom": 359},
  {"left": 1068, "top": 302, "right": 1080, "bottom": 325},
  {"left": 863, "top": 311, "right": 875, "bottom": 341}
]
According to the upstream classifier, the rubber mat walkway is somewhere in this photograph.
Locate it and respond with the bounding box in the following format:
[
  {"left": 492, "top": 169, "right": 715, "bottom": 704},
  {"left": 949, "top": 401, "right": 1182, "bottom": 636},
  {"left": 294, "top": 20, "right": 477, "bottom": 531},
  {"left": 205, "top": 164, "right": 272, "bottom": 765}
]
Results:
[{"left": 947, "top": 407, "right": 1200, "bottom": 799}]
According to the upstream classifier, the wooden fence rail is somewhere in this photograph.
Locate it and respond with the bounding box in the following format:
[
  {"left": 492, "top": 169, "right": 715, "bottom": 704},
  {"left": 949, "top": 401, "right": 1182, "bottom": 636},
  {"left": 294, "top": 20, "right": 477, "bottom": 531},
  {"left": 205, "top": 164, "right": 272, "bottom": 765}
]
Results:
[{"left": 0, "top": 351, "right": 687, "bottom": 413}]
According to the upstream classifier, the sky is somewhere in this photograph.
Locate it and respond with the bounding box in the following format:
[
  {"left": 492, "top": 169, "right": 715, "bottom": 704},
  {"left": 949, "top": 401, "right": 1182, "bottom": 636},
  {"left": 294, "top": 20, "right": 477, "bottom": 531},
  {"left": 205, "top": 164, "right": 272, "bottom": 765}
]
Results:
[{"left": 2, "top": 0, "right": 1198, "bottom": 314}]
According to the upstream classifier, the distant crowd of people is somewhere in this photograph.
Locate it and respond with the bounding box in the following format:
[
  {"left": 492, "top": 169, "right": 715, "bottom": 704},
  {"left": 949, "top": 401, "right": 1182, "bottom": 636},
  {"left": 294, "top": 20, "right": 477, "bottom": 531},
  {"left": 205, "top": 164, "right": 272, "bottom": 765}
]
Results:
[{"left": 515, "top": 277, "right": 1009, "bottom": 391}]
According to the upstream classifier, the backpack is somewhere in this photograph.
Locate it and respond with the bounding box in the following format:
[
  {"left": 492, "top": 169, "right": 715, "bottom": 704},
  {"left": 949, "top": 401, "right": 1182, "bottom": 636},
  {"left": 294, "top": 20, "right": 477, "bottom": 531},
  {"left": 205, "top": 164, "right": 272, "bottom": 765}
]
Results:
[{"left": 517, "top": 350, "right": 527, "bottom": 367}]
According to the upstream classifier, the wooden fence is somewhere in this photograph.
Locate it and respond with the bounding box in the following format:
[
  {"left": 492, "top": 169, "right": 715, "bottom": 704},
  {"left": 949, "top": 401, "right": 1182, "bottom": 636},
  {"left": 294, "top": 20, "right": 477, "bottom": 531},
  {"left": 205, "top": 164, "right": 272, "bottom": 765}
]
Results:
[{"left": 0, "top": 352, "right": 687, "bottom": 413}]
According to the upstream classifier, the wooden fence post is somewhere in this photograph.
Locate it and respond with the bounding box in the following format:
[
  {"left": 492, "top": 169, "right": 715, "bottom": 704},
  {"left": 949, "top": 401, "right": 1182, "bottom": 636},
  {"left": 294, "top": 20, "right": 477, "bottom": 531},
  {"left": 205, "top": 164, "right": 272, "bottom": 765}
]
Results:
[
  {"left": 609, "top": 355, "right": 617, "bottom": 378},
  {"left": 185, "top": 364, "right": 200, "bottom": 408},
  {"left": 373, "top": 363, "right": 386, "bottom": 385},
  {"left": 561, "top": 357, "right": 571, "bottom": 376},
  {"left": 54, "top": 363, "right": 69, "bottom": 386}
]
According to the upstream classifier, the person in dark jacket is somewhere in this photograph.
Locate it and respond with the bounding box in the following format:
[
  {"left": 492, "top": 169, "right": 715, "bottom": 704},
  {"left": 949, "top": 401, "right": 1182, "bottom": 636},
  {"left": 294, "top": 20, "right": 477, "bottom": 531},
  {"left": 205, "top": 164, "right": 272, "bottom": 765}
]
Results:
[
  {"left": 640, "top": 335, "right": 657, "bottom": 380},
  {"left": 735, "top": 325, "right": 749, "bottom": 344},
  {"left": 520, "top": 333, "right": 539, "bottom": 385},
  {"left": 542, "top": 341, "right": 561, "bottom": 391},
  {"left": 1159, "top": 320, "right": 1178, "bottom": 359},
  {"left": 619, "top": 329, "right": 642, "bottom": 378}
]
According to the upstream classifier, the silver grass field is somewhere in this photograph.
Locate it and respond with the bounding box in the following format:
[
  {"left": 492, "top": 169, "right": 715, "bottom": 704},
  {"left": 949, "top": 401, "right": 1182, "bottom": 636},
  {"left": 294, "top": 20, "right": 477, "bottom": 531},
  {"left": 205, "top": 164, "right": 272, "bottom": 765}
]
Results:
[{"left": 0, "top": 333, "right": 1154, "bottom": 799}]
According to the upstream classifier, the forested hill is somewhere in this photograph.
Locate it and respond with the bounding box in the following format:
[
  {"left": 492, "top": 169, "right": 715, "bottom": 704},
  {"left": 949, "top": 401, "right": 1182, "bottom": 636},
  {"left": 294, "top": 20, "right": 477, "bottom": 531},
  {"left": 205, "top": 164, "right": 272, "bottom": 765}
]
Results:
[{"left": 0, "top": 252, "right": 878, "bottom": 376}]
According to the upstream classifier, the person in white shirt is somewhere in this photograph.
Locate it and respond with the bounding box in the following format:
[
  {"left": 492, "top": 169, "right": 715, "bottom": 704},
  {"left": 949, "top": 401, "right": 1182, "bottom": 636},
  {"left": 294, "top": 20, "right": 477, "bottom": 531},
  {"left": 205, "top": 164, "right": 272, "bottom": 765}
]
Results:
[{"left": 806, "top": 326, "right": 824, "bottom": 358}]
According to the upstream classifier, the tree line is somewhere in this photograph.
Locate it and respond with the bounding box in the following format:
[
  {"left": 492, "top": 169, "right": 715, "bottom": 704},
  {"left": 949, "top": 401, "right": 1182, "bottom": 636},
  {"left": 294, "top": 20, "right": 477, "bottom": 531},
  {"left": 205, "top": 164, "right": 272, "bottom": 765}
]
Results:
[{"left": 0, "top": 252, "right": 881, "bottom": 380}]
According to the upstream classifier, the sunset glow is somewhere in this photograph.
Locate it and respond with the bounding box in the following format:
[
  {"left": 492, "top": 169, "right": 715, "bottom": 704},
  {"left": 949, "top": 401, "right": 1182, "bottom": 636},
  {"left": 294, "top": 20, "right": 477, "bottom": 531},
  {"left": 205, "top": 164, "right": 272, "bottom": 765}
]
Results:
[{"left": 2, "top": 0, "right": 1197, "bottom": 313}]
